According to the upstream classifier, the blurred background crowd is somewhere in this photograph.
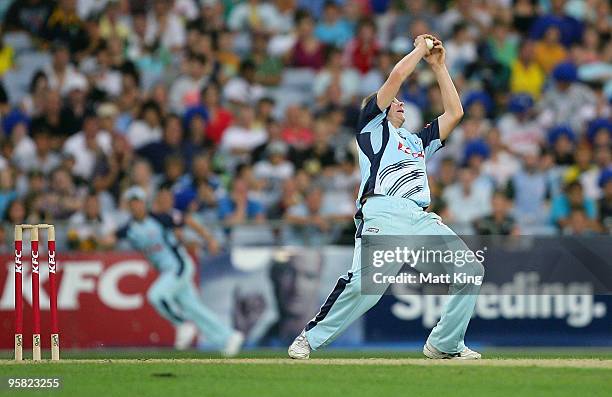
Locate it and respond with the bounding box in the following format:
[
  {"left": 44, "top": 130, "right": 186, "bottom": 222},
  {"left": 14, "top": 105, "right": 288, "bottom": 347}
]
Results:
[{"left": 0, "top": 0, "right": 610, "bottom": 253}]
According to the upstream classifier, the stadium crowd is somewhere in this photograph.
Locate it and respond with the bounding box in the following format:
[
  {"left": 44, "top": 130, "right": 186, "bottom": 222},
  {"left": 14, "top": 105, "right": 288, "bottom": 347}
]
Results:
[{"left": 0, "top": 0, "right": 610, "bottom": 251}]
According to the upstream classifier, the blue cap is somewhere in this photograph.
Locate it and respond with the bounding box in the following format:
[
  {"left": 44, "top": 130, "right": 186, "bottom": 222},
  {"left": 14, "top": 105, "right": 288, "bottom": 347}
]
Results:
[
  {"left": 463, "top": 91, "right": 494, "bottom": 116},
  {"left": 463, "top": 139, "right": 490, "bottom": 164},
  {"left": 123, "top": 186, "right": 147, "bottom": 202},
  {"left": 599, "top": 167, "right": 612, "bottom": 188},
  {"left": 2, "top": 109, "right": 30, "bottom": 135},
  {"left": 548, "top": 125, "right": 576, "bottom": 145},
  {"left": 183, "top": 105, "right": 208, "bottom": 131},
  {"left": 508, "top": 93, "right": 534, "bottom": 113},
  {"left": 586, "top": 118, "right": 611, "bottom": 142},
  {"left": 552, "top": 62, "right": 578, "bottom": 83}
]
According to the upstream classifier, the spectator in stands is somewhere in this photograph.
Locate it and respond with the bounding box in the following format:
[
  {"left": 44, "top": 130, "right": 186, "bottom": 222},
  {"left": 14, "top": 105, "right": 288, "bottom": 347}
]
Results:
[
  {"left": 41, "top": 167, "right": 82, "bottom": 220},
  {"left": 487, "top": 19, "right": 518, "bottom": 69},
  {"left": 444, "top": 23, "right": 477, "bottom": 77},
  {"left": 548, "top": 125, "right": 576, "bottom": 166},
  {"left": 289, "top": 10, "right": 326, "bottom": 69},
  {"left": 253, "top": 141, "right": 295, "bottom": 195},
  {"left": 250, "top": 33, "right": 283, "bottom": 86},
  {"left": 127, "top": 100, "right": 163, "bottom": 150},
  {"left": 506, "top": 148, "right": 552, "bottom": 228},
  {"left": 63, "top": 112, "right": 112, "bottom": 180},
  {"left": 482, "top": 128, "right": 521, "bottom": 189},
  {"left": 497, "top": 93, "right": 544, "bottom": 156},
  {"left": 223, "top": 60, "right": 265, "bottom": 104},
  {"left": 44, "top": 42, "right": 86, "bottom": 97},
  {"left": 314, "top": 1, "right": 353, "bottom": 46},
  {"left": 67, "top": 191, "right": 116, "bottom": 251},
  {"left": 43, "top": 0, "right": 89, "bottom": 53},
  {"left": 443, "top": 167, "right": 492, "bottom": 233},
  {"left": 284, "top": 186, "right": 348, "bottom": 245},
  {"left": 137, "top": 114, "right": 190, "bottom": 174},
  {"left": 533, "top": 26, "right": 568, "bottom": 74},
  {"left": 145, "top": 0, "right": 186, "bottom": 51},
  {"left": 0, "top": 167, "right": 17, "bottom": 219},
  {"left": 563, "top": 208, "right": 598, "bottom": 235},
  {"left": 313, "top": 47, "right": 360, "bottom": 106},
  {"left": 161, "top": 154, "right": 187, "bottom": 191},
  {"left": 564, "top": 144, "right": 598, "bottom": 199},
  {"left": 538, "top": 62, "right": 596, "bottom": 131},
  {"left": 128, "top": 159, "right": 157, "bottom": 205},
  {"left": 529, "top": 0, "right": 584, "bottom": 47},
  {"left": 169, "top": 53, "right": 211, "bottom": 114},
  {"left": 343, "top": 18, "right": 379, "bottom": 74},
  {"left": 16, "top": 125, "right": 60, "bottom": 175},
  {"left": 510, "top": 40, "right": 545, "bottom": 98},
  {"left": 218, "top": 178, "right": 265, "bottom": 225},
  {"left": 200, "top": 82, "right": 232, "bottom": 145},
  {"left": 474, "top": 191, "right": 518, "bottom": 235},
  {"left": 281, "top": 105, "right": 314, "bottom": 150},
  {"left": 21, "top": 71, "right": 49, "bottom": 117},
  {"left": 551, "top": 181, "right": 597, "bottom": 230},
  {"left": 598, "top": 168, "right": 612, "bottom": 233},
  {"left": 227, "top": 0, "right": 281, "bottom": 33},
  {"left": 220, "top": 102, "right": 268, "bottom": 170},
  {"left": 3, "top": 0, "right": 53, "bottom": 37},
  {"left": 293, "top": 118, "right": 336, "bottom": 173}
]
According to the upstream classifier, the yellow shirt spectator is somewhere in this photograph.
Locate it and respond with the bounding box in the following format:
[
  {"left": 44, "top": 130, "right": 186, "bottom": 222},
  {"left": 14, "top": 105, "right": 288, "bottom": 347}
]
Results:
[
  {"left": 0, "top": 44, "right": 14, "bottom": 76},
  {"left": 510, "top": 59, "right": 545, "bottom": 99}
]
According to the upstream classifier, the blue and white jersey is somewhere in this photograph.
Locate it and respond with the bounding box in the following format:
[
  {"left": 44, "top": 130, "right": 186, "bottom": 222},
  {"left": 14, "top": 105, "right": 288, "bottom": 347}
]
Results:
[
  {"left": 356, "top": 94, "right": 444, "bottom": 209},
  {"left": 117, "top": 211, "right": 190, "bottom": 274}
]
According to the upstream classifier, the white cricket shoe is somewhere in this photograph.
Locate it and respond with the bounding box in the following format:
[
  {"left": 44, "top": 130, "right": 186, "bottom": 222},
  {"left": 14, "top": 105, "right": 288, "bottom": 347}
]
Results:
[
  {"left": 288, "top": 330, "right": 311, "bottom": 360},
  {"left": 423, "top": 341, "right": 481, "bottom": 360},
  {"left": 222, "top": 331, "right": 244, "bottom": 357},
  {"left": 174, "top": 322, "right": 198, "bottom": 350}
]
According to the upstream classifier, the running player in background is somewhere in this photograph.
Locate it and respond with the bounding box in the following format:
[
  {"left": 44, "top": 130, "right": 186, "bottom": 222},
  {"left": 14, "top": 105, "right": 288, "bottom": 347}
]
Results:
[
  {"left": 289, "top": 35, "right": 484, "bottom": 360},
  {"left": 103, "top": 186, "right": 243, "bottom": 355}
]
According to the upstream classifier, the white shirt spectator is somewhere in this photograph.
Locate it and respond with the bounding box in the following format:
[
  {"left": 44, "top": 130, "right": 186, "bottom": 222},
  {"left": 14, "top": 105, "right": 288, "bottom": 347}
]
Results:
[
  {"left": 313, "top": 68, "right": 360, "bottom": 105},
  {"left": 227, "top": 2, "right": 282, "bottom": 32},
  {"left": 169, "top": 75, "right": 209, "bottom": 114},
  {"left": 221, "top": 125, "right": 268, "bottom": 153},
  {"left": 443, "top": 180, "right": 493, "bottom": 228},
  {"left": 127, "top": 120, "right": 163, "bottom": 150},
  {"left": 145, "top": 11, "right": 186, "bottom": 49},
  {"left": 497, "top": 114, "right": 544, "bottom": 155},
  {"left": 44, "top": 64, "right": 88, "bottom": 97},
  {"left": 482, "top": 151, "right": 521, "bottom": 188},
  {"left": 223, "top": 77, "right": 266, "bottom": 104},
  {"left": 63, "top": 130, "right": 112, "bottom": 179},
  {"left": 445, "top": 40, "right": 477, "bottom": 76}
]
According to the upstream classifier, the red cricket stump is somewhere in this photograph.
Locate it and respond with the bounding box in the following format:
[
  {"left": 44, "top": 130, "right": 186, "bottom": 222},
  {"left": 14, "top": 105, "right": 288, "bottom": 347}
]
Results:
[
  {"left": 48, "top": 226, "right": 60, "bottom": 361},
  {"left": 14, "top": 225, "right": 23, "bottom": 361},
  {"left": 14, "top": 224, "right": 60, "bottom": 361},
  {"left": 31, "top": 227, "right": 41, "bottom": 361}
]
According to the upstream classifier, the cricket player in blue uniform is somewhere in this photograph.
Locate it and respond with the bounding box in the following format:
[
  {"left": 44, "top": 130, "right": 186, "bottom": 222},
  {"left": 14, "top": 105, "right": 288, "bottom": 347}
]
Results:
[
  {"left": 289, "top": 35, "right": 484, "bottom": 360},
  {"left": 108, "top": 186, "right": 244, "bottom": 355}
]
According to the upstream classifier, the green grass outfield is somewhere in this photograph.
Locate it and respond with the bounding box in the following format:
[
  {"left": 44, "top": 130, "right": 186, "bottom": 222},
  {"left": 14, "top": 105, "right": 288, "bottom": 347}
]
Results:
[{"left": 1, "top": 349, "right": 611, "bottom": 397}]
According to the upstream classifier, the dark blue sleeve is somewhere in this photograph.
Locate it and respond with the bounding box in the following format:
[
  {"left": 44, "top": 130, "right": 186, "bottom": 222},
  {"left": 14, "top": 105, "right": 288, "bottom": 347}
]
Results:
[
  {"left": 151, "top": 211, "right": 184, "bottom": 229},
  {"left": 357, "top": 93, "right": 385, "bottom": 131},
  {"left": 416, "top": 118, "right": 443, "bottom": 148},
  {"left": 116, "top": 224, "right": 129, "bottom": 240}
]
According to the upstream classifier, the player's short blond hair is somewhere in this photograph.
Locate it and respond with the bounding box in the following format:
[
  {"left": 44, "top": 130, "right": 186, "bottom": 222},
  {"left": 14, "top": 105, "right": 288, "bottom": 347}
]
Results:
[{"left": 361, "top": 92, "right": 377, "bottom": 109}]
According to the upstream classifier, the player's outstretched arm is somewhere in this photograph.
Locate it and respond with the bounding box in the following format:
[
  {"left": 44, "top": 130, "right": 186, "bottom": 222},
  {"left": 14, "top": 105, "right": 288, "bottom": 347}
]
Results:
[
  {"left": 184, "top": 214, "right": 220, "bottom": 255},
  {"left": 424, "top": 38, "right": 463, "bottom": 141},
  {"left": 376, "top": 35, "right": 433, "bottom": 110}
]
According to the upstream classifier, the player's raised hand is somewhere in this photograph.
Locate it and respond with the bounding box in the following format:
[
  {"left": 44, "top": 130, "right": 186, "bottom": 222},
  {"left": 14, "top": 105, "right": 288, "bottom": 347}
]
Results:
[
  {"left": 413, "top": 34, "right": 434, "bottom": 56},
  {"left": 424, "top": 37, "right": 446, "bottom": 67}
]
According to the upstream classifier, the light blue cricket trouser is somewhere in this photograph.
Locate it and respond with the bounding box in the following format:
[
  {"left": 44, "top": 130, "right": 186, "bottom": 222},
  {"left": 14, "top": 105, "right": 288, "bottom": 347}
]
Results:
[
  {"left": 305, "top": 195, "right": 484, "bottom": 354},
  {"left": 147, "top": 254, "right": 234, "bottom": 348}
]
